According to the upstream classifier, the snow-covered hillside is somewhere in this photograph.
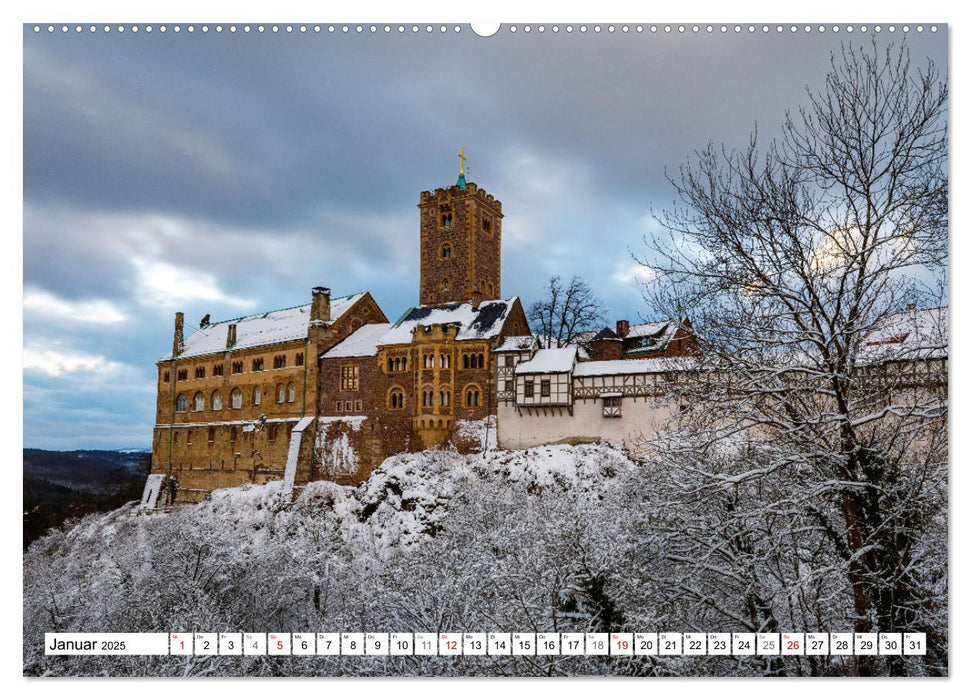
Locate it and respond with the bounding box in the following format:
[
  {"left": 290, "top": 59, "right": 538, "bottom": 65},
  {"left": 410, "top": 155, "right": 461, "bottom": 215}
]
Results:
[
  {"left": 25, "top": 443, "right": 665, "bottom": 677},
  {"left": 23, "top": 440, "right": 945, "bottom": 677}
]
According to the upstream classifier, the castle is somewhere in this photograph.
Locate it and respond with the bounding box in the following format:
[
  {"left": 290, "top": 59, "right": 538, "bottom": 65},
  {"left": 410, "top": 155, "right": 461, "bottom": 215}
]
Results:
[
  {"left": 150, "top": 158, "right": 943, "bottom": 507},
  {"left": 149, "top": 159, "right": 700, "bottom": 505}
]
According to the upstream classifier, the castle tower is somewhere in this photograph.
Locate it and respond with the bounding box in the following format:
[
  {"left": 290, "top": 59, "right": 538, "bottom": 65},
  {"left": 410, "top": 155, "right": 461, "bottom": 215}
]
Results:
[{"left": 418, "top": 150, "right": 503, "bottom": 306}]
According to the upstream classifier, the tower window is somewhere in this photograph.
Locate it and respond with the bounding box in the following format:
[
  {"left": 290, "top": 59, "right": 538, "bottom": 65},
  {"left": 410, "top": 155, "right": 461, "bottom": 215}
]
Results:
[
  {"left": 465, "top": 386, "right": 481, "bottom": 407},
  {"left": 482, "top": 217, "right": 492, "bottom": 234},
  {"left": 389, "top": 388, "right": 405, "bottom": 409},
  {"left": 440, "top": 205, "right": 453, "bottom": 228},
  {"left": 442, "top": 279, "right": 450, "bottom": 292},
  {"left": 441, "top": 243, "right": 452, "bottom": 259}
]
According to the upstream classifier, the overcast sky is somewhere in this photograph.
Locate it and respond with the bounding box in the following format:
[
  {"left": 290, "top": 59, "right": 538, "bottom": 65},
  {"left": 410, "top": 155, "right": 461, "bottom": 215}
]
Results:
[{"left": 22, "top": 24, "right": 947, "bottom": 449}]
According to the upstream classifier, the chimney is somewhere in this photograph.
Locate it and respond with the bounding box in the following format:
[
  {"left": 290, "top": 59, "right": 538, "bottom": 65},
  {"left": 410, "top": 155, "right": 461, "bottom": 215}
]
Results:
[
  {"left": 471, "top": 288, "right": 482, "bottom": 310},
  {"left": 173, "top": 312, "right": 185, "bottom": 356},
  {"left": 616, "top": 319, "right": 630, "bottom": 338},
  {"left": 311, "top": 286, "right": 331, "bottom": 323},
  {"left": 226, "top": 323, "right": 237, "bottom": 348}
]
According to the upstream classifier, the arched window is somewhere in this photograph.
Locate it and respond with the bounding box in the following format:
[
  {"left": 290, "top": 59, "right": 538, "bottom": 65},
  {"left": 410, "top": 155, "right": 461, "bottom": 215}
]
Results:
[
  {"left": 211, "top": 391, "right": 223, "bottom": 411},
  {"left": 193, "top": 392, "right": 205, "bottom": 412},
  {"left": 389, "top": 387, "right": 405, "bottom": 409},
  {"left": 287, "top": 383, "right": 296, "bottom": 403},
  {"left": 422, "top": 387, "right": 434, "bottom": 408},
  {"left": 463, "top": 354, "right": 470, "bottom": 369},
  {"left": 273, "top": 354, "right": 286, "bottom": 369},
  {"left": 465, "top": 385, "right": 480, "bottom": 407},
  {"left": 394, "top": 357, "right": 401, "bottom": 371},
  {"left": 276, "top": 384, "right": 285, "bottom": 403},
  {"left": 207, "top": 427, "right": 215, "bottom": 445},
  {"left": 231, "top": 388, "right": 242, "bottom": 409},
  {"left": 295, "top": 352, "right": 304, "bottom": 366},
  {"left": 176, "top": 394, "right": 187, "bottom": 412},
  {"left": 387, "top": 357, "right": 394, "bottom": 372},
  {"left": 441, "top": 242, "right": 452, "bottom": 259},
  {"left": 442, "top": 279, "right": 450, "bottom": 292},
  {"left": 268, "top": 424, "right": 278, "bottom": 442},
  {"left": 402, "top": 357, "right": 408, "bottom": 371},
  {"left": 424, "top": 354, "right": 434, "bottom": 369},
  {"left": 253, "top": 386, "right": 262, "bottom": 405},
  {"left": 440, "top": 390, "right": 451, "bottom": 407},
  {"left": 440, "top": 353, "right": 450, "bottom": 368},
  {"left": 477, "top": 353, "right": 485, "bottom": 369}
]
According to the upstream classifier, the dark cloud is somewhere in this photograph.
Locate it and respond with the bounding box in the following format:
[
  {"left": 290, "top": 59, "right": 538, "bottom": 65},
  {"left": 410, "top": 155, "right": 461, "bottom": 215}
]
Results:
[{"left": 22, "top": 25, "right": 947, "bottom": 448}]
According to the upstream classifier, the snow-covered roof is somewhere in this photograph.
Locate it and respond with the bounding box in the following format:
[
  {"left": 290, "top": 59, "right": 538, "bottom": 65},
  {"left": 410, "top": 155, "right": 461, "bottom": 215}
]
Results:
[
  {"left": 515, "top": 347, "right": 578, "bottom": 375},
  {"left": 623, "top": 319, "right": 680, "bottom": 355},
  {"left": 494, "top": 335, "right": 538, "bottom": 352},
  {"left": 322, "top": 323, "right": 392, "bottom": 359},
  {"left": 379, "top": 298, "right": 519, "bottom": 346},
  {"left": 573, "top": 357, "right": 694, "bottom": 377},
  {"left": 163, "top": 293, "right": 366, "bottom": 360},
  {"left": 859, "top": 306, "right": 948, "bottom": 364}
]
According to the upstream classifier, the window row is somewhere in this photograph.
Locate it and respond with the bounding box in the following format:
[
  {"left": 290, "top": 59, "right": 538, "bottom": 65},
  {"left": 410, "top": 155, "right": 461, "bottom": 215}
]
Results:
[
  {"left": 387, "top": 356, "right": 409, "bottom": 372},
  {"left": 422, "top": 353, "right": 452, "bottom": 369},
  {"left": 523, "top": 379, "right": 552, "bottom": 398},
  {"left": 463, "top": 352, "right": 486, "bottom": 369},
  {"left": 335, "top": 400, "right": 364, "bottom": 413},
  {"left": 164, "top": 353, "right": 305, "bottom": 382},
  {"left": 421, "top": 389, "right": 451, "bottom": 408},
  {"left": 175, "top": 384, "right": 297, "bottom": 412},
  {"left": 171, "top": 423, "right": 290, "bottom": 446}
]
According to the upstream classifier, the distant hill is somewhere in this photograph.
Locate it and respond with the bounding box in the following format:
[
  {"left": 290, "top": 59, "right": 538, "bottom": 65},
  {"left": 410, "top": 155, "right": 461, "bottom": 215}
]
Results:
[{"left": 23, "top": 448, "right": 152, "bottom": 548}]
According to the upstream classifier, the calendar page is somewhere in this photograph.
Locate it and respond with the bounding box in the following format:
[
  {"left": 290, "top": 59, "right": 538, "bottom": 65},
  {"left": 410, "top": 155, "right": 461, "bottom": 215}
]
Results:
[{"left": 21, "top": 6, "right": 949, "bottom": 682}]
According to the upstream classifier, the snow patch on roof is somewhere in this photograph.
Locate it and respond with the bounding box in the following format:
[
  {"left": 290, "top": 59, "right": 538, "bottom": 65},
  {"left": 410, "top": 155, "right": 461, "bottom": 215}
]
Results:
[
  {"left": 322, "top": 323, "right": 392, "bottom": 359},
  {"left": 574, "top": 357, "right": 693, "bottom": 377},
  {"left": 515, "top": 347, "right": 578, "bottom": 374},
  {"left": 162, "top": 293, "right": 365, "bottom": 361},
  {"left": 494, "top": 335, "right": 537, "bottom": 352},
  {"left": 859, "top": 306, "right": 948, "bottom": 363},
  {"left": 623, "top": 319, "right": 680, "bottom": 355},
  {"left": 378, "top": 298, "right": 518, "bottom": 346}
]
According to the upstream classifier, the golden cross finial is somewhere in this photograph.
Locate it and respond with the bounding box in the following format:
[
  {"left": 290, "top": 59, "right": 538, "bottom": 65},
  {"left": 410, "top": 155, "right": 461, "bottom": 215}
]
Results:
[{"left": 458, "top": 147, "right": 466, "bottom": 176}]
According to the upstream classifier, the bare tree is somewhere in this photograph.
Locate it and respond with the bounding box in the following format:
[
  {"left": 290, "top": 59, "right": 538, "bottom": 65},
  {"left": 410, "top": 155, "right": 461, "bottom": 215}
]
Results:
[
  {"left": 529, "top": 275, "right": 607, "bottom": 348},
  {"left": 638, "top": 41, "right": 948, "bottom": 675}
]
